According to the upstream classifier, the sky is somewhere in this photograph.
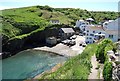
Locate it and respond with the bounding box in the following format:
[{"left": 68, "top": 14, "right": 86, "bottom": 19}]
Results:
[{"left": 0, "top": 0, "right": 120, "bottom": 12}]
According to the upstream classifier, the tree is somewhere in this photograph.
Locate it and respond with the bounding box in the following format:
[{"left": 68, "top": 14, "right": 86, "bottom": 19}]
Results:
[
  {"left": 112, "top": 43, "right": 118, "bottom": 54},
  {"left": 96, "top": 39, "right": 113, "bottom": 63},
  {"left": 103, "top": 62, "right": 113, "bottom": 81}
]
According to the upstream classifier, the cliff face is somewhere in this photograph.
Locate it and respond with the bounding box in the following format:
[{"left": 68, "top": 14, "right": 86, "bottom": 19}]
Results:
[
  {"left": 2, "top": 31, "right": 44, "bottom": 58},
  {"left": 2, "top": 26, "right": 60, "bottom": 59}
]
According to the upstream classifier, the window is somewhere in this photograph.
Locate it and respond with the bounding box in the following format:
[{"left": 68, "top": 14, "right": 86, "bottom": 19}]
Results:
[
  {"left": 118, "top": 39, "right": 120, "bottom": 41},
  {"left": 83, "top": 28, "right": 85, "bottom": 31},
  {"left": 89, "top": 38, "right": 92, "bottom": 39},
  {"left": 93, "top": 31, "right": 95, "bottom": 33},
  {"left": 99, "top": 32, "right": 101, "bottom": 34},
  {"left": 109, "top": 35, "right": 113, "bottom": 38},
  {"left": 90, "top": 34, "right": 94, "bottom": 36},
  {"left": 87, "top": 30, "right": 89, "bottom": 32},
  {"left": 82, "top": 23, "right": 85, "bottom": 25},
  {"left": 67, "top": 33, "right": 69, "bottom": 36},
  {"left": 105, "top": 23, "right": 108, "bottom": 25}
]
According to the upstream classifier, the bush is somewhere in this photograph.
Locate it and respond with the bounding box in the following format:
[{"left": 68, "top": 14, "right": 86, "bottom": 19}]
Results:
[
  {"left": 96, "top": 39, "right": 113, "bottom": 63},
  {"left": 112, "top": 43, "right": 118, "bottom": 54},
  {"left": 103, "top": 62, "right": 113, "bottom": 81}
]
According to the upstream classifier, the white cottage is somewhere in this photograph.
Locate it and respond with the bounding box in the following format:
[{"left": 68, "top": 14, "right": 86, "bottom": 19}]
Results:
[
  {"left": 75, "top": 20, "right": 89, "bottom": 31},
  {"left": 85, "top": 18, "right": 120, "bottom": 43},
  {"left": 103, "top": 18, "right": 120, "bottom": 42},
  {"left": 85, "top": 25, "right": 105, "bottom": 44}
]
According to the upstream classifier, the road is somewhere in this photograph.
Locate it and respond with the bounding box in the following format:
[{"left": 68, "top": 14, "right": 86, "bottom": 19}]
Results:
[
  {"left": 88, "top": 55, "right": 98, "bottom": 80},
  {"left": 71, "top": 35, "right": 85, "bottom": 54}
]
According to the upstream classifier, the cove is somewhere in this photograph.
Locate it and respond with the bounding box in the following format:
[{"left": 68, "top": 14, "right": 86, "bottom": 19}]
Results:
[{"left": 2, "top": 50, "right": 67, "bottom": 79}]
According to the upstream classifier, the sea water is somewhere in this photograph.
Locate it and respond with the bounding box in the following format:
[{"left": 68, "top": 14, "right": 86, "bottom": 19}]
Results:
[{"left": 2, "top": 50, "right": 67, "bottom": 79}]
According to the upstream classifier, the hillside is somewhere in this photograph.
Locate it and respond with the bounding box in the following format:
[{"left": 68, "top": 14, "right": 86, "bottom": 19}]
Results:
[
  {"left": 1, "top": 5, "right": 118, "bottom": 39},
  {"left": 1, "top": 5, "right": 118, "bottom": 58}
]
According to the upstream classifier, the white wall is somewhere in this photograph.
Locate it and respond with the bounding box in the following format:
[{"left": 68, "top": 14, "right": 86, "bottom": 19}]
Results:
[
  {"left": 85, "top": 26, "right": 105, "bottom": 43},
  {"left": 105, "top": 33, "right": 118, "bottom": 42},
  {"left": 103, "top": 18, "right": 120, "bottom": 31},
  {"left": 85, "top": 27, "right": 105, "bottom": 37},
  {"left": 103, "top": 18, "right": 120, "bottom": 42},
  {"left": 75, "top": 20, "right": 88, "bottom": 31},
  {"left": 75, "top": 20, "right": 85, "bottom": 27},
  {"left": 85, "top": 36, "right": 94, "bottom": 44}
]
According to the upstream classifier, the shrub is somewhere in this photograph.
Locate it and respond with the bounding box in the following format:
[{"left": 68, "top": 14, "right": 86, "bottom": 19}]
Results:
[
  {"left": 96, "top": 39, "right": 113, "bottom": 63},
  {"left": 103, "top": 62, "right": 113, "bottom": 81},
  {"left": 112, "top": 43, "right": 118, "bottom": 54}
]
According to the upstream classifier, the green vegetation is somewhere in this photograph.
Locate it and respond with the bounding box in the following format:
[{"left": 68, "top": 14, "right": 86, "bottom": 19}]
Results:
[
  {"left": 95, "top": 39, "right": 118, "bottom": 80},
  {"left": 103, "top": 62, "right": 113, "bottom": 81},
  {"left": 96, "top": 39, "right": 113, "bottom": 63},
  {"left": 9, "top": 26, "right": 45, "bottom": 40},
  {"left": 39, "top": 44, "right": 97, "bottom": 79},
  {"left": 112, "top": 43, "right": 119, "bottom": 54},
  {"left": 1, "top": 5, "right": 118, "bottom": 42},
  {"left": 1, "top": 5, "right": 118, "bottom": 58},
  {"left": 1, "top": 5, "right": 118, "bottom": 79}
]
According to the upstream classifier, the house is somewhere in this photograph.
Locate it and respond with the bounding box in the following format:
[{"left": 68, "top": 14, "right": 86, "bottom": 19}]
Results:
[
  {"left": 86, "top": 18, "right": 94, "bottom": 24},
  {"left": 50, "top": 20, "right": 60, "bottom": 24},
  {"left": 59, "top": 28, "right": 75, "bottom": 40},
  {"left": 75, "top": 20, "right": 89, "bottom": 32},
  {"left": 85, "top": 25, "right": 105, "bottom": 44},
  {"left": 84, "top": 18, "right": 120, "bottom": 43},
  {"left": 103, "top": 18, "right": 120, "bottom": 42},
  {"left": 102, "top": 20, "right": 114, "bottom": 30}
]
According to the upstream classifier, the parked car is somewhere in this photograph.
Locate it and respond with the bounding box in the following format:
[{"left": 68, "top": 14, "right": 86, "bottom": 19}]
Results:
[
  {"left": 79, "top": 43, "right": 82, "bottom": 46},
  {"left": 72, "top": 35, "right": 77, "bottom": 39},
  {"left": 70, "top": 35, "right": 77, "bottom": 39},
  {"left": 69, "top": 40, "right": 76, "bottom": 46},
  {"left": 82, "top": 43, "right": 87, "bottom": 47},
  {"left": 62, "top": 39, "right": 71, "bottom": 44},
  {"left": 79, "top": 42, "right": 84, "bottom": 46},
  {"left": 79, "top": 34, "right": 83, "bottom": 36}
]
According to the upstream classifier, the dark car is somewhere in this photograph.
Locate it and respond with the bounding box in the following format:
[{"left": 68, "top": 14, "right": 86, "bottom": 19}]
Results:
[
  {"left": 82, "top": 43, "right": 87, "bottom": 47},
  {"left": 69, "top": 41, "right": 76, "bottom": 46},
  {"left": 79, "top": 43, "right": 82, "bottom": 46}
]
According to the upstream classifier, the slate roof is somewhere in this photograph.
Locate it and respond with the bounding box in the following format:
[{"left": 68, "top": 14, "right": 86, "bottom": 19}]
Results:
[
  {"left": 86, "top": 25, "right": 104, "bottom": 31},
  {"left": 61, "top": 28, "right": 75, "bottom": 33}
]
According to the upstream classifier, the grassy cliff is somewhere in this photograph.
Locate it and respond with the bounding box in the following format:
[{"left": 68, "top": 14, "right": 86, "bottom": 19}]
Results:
[
  {"left": 1, "top": 5, "right": 118, "bottom": 58},
  {"left": 1, "top": 5, "right": 118, "bottom": 39}
]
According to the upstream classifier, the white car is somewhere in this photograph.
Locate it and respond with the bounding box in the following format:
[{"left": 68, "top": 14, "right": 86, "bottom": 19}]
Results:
[
  {"left": 62, "top": 39, "right": 71, "bottom": 44},
  {"left": 71, "top": 35, "right": 77, "bottom": 39}
]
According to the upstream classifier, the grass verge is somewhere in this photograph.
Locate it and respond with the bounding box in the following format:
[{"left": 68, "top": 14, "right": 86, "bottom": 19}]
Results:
[{"left": 39, "top": 43, "right": 97, "bottom": 79}]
